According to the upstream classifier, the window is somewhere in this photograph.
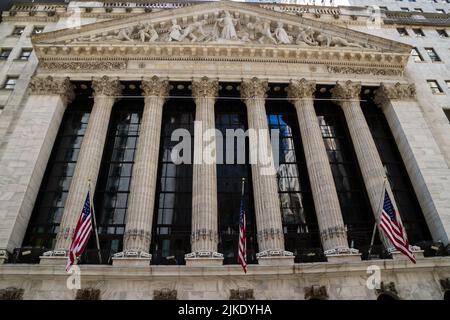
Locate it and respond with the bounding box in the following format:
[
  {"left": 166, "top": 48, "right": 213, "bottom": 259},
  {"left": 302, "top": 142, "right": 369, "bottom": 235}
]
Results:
[
  {"left": 408, "top": 0, "right": 416, "bottom": 2},
  {"left": 425, "top": 48, "right": 441, "bottom": 61},
  {"left": 413, "top": 8, "right": 423, "bottom": 12},
  {"left": 427, "top": 80, "right": 443, "bottom": 93},
  {"left": 445, "top": 80, "right": 450, "bottom": 90},
  {"left": 436, "top": 9, "right": 446, "bottom": 13},
  {"left": 411, "top": 48, "right": 424, "bottom": 62},
  {"left": 397, "top": 27, "right": 409, "bottom": 36},
  {"left": 3, "top": 76, "right": 18, "bottom": 89},
  {"left": 31, "top": 26, "right": 44, "bottom": 35},
  {"left": 379, "top": 6, "right": 388, "bottom": 10},
  {"left": 18, "top": 49, "right": 32, "bottom": 61},
  {"left": 11, "top": 26, "right": 25, "bottom": 36},
  {"left": 444, "top": 109, "right": 450, "bottom": 123},
  {"left": 437, "top": 29, "right": 449, "bottom": 37},
  {"left": 400, "top": 7, "right": 410, "bottom": 11},
  {"left": 412, "top": 28, "right": 425, "bottom": 37},
  {"left": 0, "top": 48, "right": 12, "bottom": 60}
]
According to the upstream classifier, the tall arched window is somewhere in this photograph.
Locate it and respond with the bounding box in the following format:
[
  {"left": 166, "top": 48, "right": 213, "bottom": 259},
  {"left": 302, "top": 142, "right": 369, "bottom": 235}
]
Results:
[{"left": 151, "top": 83, "right": 194, "bottom": 265}]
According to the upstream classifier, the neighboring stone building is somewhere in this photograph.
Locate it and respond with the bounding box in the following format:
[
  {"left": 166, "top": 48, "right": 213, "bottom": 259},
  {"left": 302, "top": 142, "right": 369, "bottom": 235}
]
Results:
[{"left": 0, "top": 0, "right": 449, "bottom": 300}]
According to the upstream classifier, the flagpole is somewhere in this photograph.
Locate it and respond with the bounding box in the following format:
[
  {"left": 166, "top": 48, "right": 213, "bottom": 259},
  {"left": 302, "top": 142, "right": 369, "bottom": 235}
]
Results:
[
  {"left": 88, "top": 179, "right": 102, "bottom": 264},
  {"left": 241, "top": 177, "right": 245, "bottom": 197},
  {"left": 367, "top": 177, "right": 387, "bottom": 258}
]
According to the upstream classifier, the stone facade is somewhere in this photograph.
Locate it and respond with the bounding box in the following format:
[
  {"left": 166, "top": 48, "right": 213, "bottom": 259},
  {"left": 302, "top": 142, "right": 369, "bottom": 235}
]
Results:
[{"left": 0, "top": 0, "right": 449, "bottom": 299}]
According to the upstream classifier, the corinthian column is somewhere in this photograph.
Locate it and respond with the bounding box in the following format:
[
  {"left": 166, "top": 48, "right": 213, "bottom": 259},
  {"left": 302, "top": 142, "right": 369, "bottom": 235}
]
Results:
[
  {"left": 113, "top": 76, "right": 169, "bottom": 267},
  {"left": 41, "top": 76, "right": 121, "bottom": 264},
  {"left": 287, "top": 79, "right": 359, "bottom": 262},
  {"left": 240, "top": 77, "right": 294, "bottom": 266},
  {"left": 331, "top": 80, "right": 402, "bottom": 255},
  {"left": 0, "top": 76, "right": 74, "bottom": 264},
  {"left": 185, "top": 76, "right": 223, "bottom": 266}
]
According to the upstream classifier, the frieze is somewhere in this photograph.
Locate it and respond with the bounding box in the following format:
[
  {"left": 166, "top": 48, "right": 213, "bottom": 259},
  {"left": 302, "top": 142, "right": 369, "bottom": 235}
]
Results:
[
  {"left": 327, "top": 65, "right": 403, "bottom": 77},
  {"left": 39, "top": 61, "right": 127, "bottom": 71}
]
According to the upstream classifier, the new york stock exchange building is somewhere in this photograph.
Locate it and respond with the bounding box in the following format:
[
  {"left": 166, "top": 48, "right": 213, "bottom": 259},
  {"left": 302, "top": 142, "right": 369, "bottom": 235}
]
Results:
[{"left": 0, "top": 0, "right": 450, "bottom": 301}]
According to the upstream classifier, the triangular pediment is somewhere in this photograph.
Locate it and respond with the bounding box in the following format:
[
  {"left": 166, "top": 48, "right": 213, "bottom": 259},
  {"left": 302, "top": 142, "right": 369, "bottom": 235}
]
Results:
[{"left": 31, "top": 0, "right": 411, "bottom": 72}]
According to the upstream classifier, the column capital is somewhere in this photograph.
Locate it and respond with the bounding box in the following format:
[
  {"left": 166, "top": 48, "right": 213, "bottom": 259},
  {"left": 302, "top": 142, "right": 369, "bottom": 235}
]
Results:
[
  {"left": 92, "top": 76, "right": 122, "bottom": 97},
  {"left": 374, "top": 82, "right": 416, "bottom": 107},
  {"left": 331, "top": 80, "right": 361, "bottom": 102},
  {"left": 140, "top": 75, "right": 169, "bottom": 98},
  {"left": 240, "top": 77, "right": 269, "bottom": 100},
  {"left": 29, "top": 76, "right": 75, "bottom": 104},
  {"left": 287, "top": 79, "right": 316, "bottom": 102},
  {"left": 191, "top": 76, "right": 219, "bottom": 99}
]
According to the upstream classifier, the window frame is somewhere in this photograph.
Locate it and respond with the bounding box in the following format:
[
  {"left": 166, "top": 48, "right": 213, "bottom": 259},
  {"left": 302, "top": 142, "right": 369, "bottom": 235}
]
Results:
[
  {"left": 31, "top": 26, "right": 45, "bottom": 35},
  {"left": 411, "top": 48, "right": 424, "bottom": 62},
  {"left": 412, "top": 28, "right": 425, "bottom": 37},
  {"left": 0, "top": 48, "right": 12, "bottom": 60},
  {"left": 437, "top": 29, "right": 449, "bottom": 38},
  {"left": 17, "top": 48, "right": 33, "bottom": 61},
  {"left": 3, "top": 76, "right": 18, "bottom": 90},
  {"left": 427, "top": 80, "right": 444, "bottom": 94},
  {"left": 425, "top": 47, "right": 442, "bottom": 62},
  {"left": 11, "top": 26, "right": 25, "bottom": 36},
  {"left": 397, "top": 27, "right": 409, "bottom": 36}
]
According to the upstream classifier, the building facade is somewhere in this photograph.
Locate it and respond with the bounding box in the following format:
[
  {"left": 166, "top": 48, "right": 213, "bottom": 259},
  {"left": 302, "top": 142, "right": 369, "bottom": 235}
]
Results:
[{"left": 0, "top": 0, "right": 450, "bottom": 300}]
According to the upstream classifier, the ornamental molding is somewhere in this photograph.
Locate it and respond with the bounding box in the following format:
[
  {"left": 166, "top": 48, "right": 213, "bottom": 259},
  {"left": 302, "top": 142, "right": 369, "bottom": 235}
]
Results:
[
  {"left": 31, "top": 1, "right": 411, "bottom": 74},
  {"left": 287, "top": 79, "right": 316, "bottom": 101},
  {"left": 326, "top": 65, "right": 403, "bottom": 77},
  {"left": 330, "top": 80, "right": 362, "bottom": 101},
  {"left": 373, "top": 82, "right": 417, "bottom": 106},
  {"left": 29, "top": 76, "right": 75, "bottom": 104},
  {"left": 191, "top": 76, "right": 219, "bottom": 99},
  {"left": 241, "top": 77, "right": 269, "bottom": 100},
  {"left": 141, "top": 76, "right": 170, "bottom": 97},
  {"left": 92, "top": 76, "right": 122, "bottom": 97},
  {"left": 39, "top": 61, "right": 127, "bottom": 71}
]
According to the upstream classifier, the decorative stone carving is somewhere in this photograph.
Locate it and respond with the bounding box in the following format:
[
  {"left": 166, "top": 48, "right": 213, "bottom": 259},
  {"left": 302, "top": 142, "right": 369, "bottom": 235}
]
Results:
[
  {"left": 230, "top": 288, "right": 255, "bottom": 300},
  {"left": 0, "top": 249, "right": 9, "bottom": 263},
  {"left": 218, "top": 11, "right": 238, "bottom": 40},
  {"left": 140, "top": 75, "right": 170, "bottom": 97},
  {"left": 330, "top": 80, "right": 361, "bottom": 101},
  {"left": 137, "top": 23, "right": 159, "bottom": 42},
  {"left": 0, "top": 287, "right": 24, "bottom": 300},
  {"left": 327, "top": 65, "right": 403, "bottom": 77},
  {"left": 376, "top": 281, "right": 399, "bottom": 297},
  {"left": 191, "top": 76, "right": 219, "bottom": 98},
  {"left": 91, "top": 76, "right": 122, "bottom": 97},
  {"left": 304, "top": 285, "right": 328, "bottom": 300},
  {"left": 274, "top": 21, "right": 291, "bottom": 44},
  {"left": 40, "top": 61, "right": 127, "bottom": 71},
  {"left": 240, "top": 77, "right": 269, "bottom": 99},
  {"left": 75, "top": 288, "right": 101, "bottom": 300},
  {"left": 373, "top": 82, "right": 417, "bottom": 107},
  {"left": 287, "top": 79, "right": 316, "bottom": 101},
  {"left": 154, "top": 288, "right": 177, "bottom": 300},
  {"left": 440, "top": 278, "right": 450, "bottom": 291},
  {"left": 168, "top": 19, "right": 183, "bottom": 41},
  {"left": 29, "top": 76, "right": 75, "bottom": 104}
]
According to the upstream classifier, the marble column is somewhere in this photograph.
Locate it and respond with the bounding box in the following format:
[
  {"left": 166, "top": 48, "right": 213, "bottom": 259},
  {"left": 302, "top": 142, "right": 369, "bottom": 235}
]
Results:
[
  {"left": 41, "top": 76, "right": 122, "bottom": 264},
  {"left": 287, "top": 79, "right": 359, "bottom": 262},
  {"left": 185, "top": 76, "right": 223, "bottom": 266},
  {"left": 240, "top": 77, "right": 294, "bottom": 266},
  {"left": 331, "top": 80, "right": 409, "bottom": 257},
  {"left": 0, "top": 76, "right": 74, "bottom": 264},
  {"left": 113, "top": 76, "right": 169, "bottom": 267}
]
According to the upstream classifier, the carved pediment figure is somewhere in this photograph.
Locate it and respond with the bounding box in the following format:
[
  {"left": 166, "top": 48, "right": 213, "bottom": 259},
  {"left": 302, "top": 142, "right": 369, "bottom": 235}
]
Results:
[
  {"left": 296, "top": 27, "right": 318, "bottom": 46},
  {"left": 274, "top": 21, "right": 291, "bottom": 44},
  {"left": 138, "top": 23, "right": 158, "bottom": 43},
  {"left": 180, "top": 20, "right": 208, "bottom": 42},
  {"left": 168, "top": 19, "right": 183, "bottom": 42},
  {"left": 219, "top": 11, "right": 238, "bottom": 40}
]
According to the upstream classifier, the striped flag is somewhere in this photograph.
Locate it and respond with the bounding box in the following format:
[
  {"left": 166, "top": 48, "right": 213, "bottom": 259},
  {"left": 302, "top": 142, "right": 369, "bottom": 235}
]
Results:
[
  {"left": 380, "top": 190, "right": 416, "bottom": 263},
  {"left": 237, "top": 186, "right": 247, "bottom": 273},
  {"left": 66, "top": 191, "right": 94, "bottom": 272}
]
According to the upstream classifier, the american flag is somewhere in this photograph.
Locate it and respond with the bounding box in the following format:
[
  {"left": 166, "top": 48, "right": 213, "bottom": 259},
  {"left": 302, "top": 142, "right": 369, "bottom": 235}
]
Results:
[
  {"left": 237, "top": 191, "right": 247, "bottom": 273},
  {"left": 66, "top": 192, "right": 93, "bottom": 272},
  {"left": 379, "top": 190, "right": 416, "bottom": 263}
]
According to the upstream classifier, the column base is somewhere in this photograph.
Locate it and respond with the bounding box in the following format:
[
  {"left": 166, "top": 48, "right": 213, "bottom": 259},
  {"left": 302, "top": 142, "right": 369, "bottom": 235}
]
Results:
[
  {"left": 112, "top": 251, "right": 151, "bottom": 267},
  {"left": 256, "top": 250, "right": 294, "bottom": 266},
  {"left": 0, "top": 250, "right": 8, "bottom": 264},
  {"left": 39, "top": 250, "right": 67, "bottom": 265},
  {"left": 324, "top": 248, "right": 361, "bottom": 263},
  {"left": 391, "top": 247, "right": 424, "bottom": 261},
  {"left": 185, "top": 251, "right": 224, "bottom": 266}
]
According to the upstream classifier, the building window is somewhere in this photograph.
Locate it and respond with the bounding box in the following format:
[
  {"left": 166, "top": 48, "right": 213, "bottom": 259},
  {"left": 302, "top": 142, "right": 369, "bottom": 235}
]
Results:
[
  {"left": 379, "top": 6, "right": 388, "bottom": 10},
  {"left": 445, "top": 80, "right": 450, "bottom": 90},
  {"left": 216, "top": 84, "right": 259, "bottom": 265},
  {"left": 437, "top": 29, "right": 449, "bottom": 38},
  {"left": 436, "top": 9, "right": 446, "bottom": 13},
  {"left": 412, "top": 28, "right": 425, "bottom": 37},
  {"left": 266, "top": 85, "right": 324, "bottom": 263},
  {"left": 413, "top": 8, "right": 423, "bottom": 12},
  {"left": 315, "top": 87, "right": 377, "bottom": 259},
  {"left": 397, "top": 28, "right": 409, "bottom": 36},
  {"left": 400, "top": 7, "right": 410, "bottom": 11},
  {"left": 91, "top": 93, "right": 142, "bottom": 264},
  {"left": 411, "top": 48, "right": 424, "bottom": 62},
  {"left": 31, "top": 26, "right": 44, "bottom": 35},
  {"left": 408, "top": 0, "right": 416, "bottom": 2},
  {"left": 0, "top": 48, "right": 12, "bottom": 60},
  {"left": 151, "top": 83, "right": 193, "bottom": 265},
  {"left": 444, "top": 109, "right": 450, "bottom": 123},
  {"left": 23, "top": 93, "right": 92, "bottom": 252},
  {"left": 3, "top": 76, "right": 18, "bottom": 90},
  {"left": 11, "top": 26, "right": 25, "bottom": 36},
  {"left": 425, "top": 48, "right": 441, "bottom": 61},
  {"left": 427, "top": 80, "right": 443, "bottom": 94},
  {"left": 18, "top": 49, "right": 32, "bottom": 61},
  {"left": 363, "top": 92, "right": 432, "bottom": 249}
]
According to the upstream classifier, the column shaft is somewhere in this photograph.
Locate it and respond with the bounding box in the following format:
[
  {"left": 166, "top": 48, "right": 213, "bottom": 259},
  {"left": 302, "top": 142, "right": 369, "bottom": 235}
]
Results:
[
  {"left": 185, "top": 77, "right": 222, "bottom": 265},
  {"left": 241, "top": 78, "right": 293, "bottom": 265},
  {"left": 52, "top": 76, "right": 121, "bottom": 254},
  {"left": 288, "top": 79, "right": 356, "bottom": 257},
  {"left": 113, "top": 76, "right": 169, "bottom": 265}
]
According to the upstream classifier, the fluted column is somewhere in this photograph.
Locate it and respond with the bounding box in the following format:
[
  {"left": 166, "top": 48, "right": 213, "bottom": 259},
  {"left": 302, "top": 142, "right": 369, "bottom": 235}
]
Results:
[
  {"left": 331, "top": 80, "right": 399, "bottom": 254},
  {"left": 0, "top": 76, "right": 74, "bottom": 264},
  {"left": 42, "top": 76, "right": 121, "bottom": 262},
  {"left": 185, "top": 76, "right": 223, "bottom": 266},
  {"left": 287, "top": 79, "right": 359, "bottom": 261},
  {"left": 240, "top": 77, "right": 293, "bottom": 266},
  {"left": 112, "top": 76, "right": 169, "bottom": 267}
]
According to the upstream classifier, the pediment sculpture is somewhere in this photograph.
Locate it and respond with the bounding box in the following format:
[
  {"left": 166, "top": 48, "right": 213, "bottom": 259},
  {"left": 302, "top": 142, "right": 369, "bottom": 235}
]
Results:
[{"left": 67, "top": 10, "right": 376, "bottom": 49}]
